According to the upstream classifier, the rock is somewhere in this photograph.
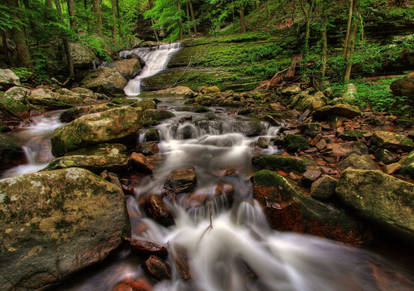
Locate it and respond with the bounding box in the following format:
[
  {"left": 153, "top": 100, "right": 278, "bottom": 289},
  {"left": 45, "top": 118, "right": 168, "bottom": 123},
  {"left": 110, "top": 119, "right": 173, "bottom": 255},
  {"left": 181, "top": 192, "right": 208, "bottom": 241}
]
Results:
[
  {"left": 281, "top": 85, "right": 301, "bottom": 96},
  {"left": 51, "top": 106, "right": 143, "bottom": 156},
  {"left": 0, "top": 168, "right": 127, "bottom": 290},
  {"left": 299, "top": 122, "right": 322, "bottom": 138},
  {"left": 139, "top": 141, "right": 159, "bottom": 155},
  {"left": 69, "top": 42, "right": 97, "bottom": 67},
  {"left": 127, "top": 238, "right": 167, "bottom": 257},
  {"left": 45, "top": 144, "right": 129, "bottom": 172},
  {"left": 59, "top": 103, "right": 113, "bottom": 122},
  {"left": 0, "top": 69, "right": 20, "bottom": 90},
  {"left": 400, "top": 151, "right": 414, "bottom": 178},
  {"left": 311, "top": 175, "right": 338, "bottom": 200},
  {"left": 143, "top": 109, "right": 175, "bottom": 125},
  {"left": 374, "top": 148, "right": 399, "bottom": 164},
  {"left": 149, "top": 86, "right": 195, "bottom": 97},
  {"left": 325, "top": 142, "right": 367, "bottom": 158},
  {"left": 252, "top": 154, "right": 308, "bottom": 173},
  {"left": 143, "top": 128, "right": 160, "bottom": 142},
  {"left": 338, "top": 130, "right": 367, "bottom": 141},
  {"left": 130, "top": 152, "right": 154, "bottom": 173},
  {"left": 257, "top": 137, "right": 269, "bottom": 148},
  {"left": 390, "top": 75, "right": 414, "bottom": 98},
  {"left": 3, "top": 86, "right": 30, "bottom": 101},
  {"left": 0, "top": 87, "right": 31, "bottom": 119},
  {"left": 343, "top": 83, "right": 357, "bottom": 102},
  {"left": 0, "top": 134, "right": 25, "bottom": 171},
  {"left": 336, "top": 169, "right": 414, "bottom": 239},
  {"left": 141, "top": 195, "right": 174, "bottom": 226},
  {"left": 164, "top": 168, "right": 197, "bottom": 194},
  {"left": 302, "top": 167, "right": 322, "bottom": 184},
  {"left": 384, "top": 163, "right": 402, "bottom": 175},
  {"left": 284, "top": 134, "right": 309, "bottom": 153},
  {"left": 315, "top": 139, "right": 327, "bottom": 150},
  {"left": 253, "top": 170, "right": 366, "bottom": 244},
  {"left": 112, "top": 58, "right": 141, "bottom": 79},
  {"left": 82, "top": 67, "right": 127, "bottom": 95},
  {"left": 313, "top": 104, "right": 361, "bottom": 120},
  {"left": 28, "top": 88, "right": 84, "bottom": 109},
  {"left": 113, "top": 279, "right": 153, "bottom": 291},
  {"left": 295, "top": 91, "right": 326, "bottom": 111},
  {"left": 370, "top": 131, "right": 414, "bottom": 151},
  {"left": 145, "top": 255, "right": 171, "bottom": 280},
  {"left": 199, "top": 86, "right": 220, "bottom": 94},
  {"left": 339, "top": 153, "right": 377, "bottom": 170}
]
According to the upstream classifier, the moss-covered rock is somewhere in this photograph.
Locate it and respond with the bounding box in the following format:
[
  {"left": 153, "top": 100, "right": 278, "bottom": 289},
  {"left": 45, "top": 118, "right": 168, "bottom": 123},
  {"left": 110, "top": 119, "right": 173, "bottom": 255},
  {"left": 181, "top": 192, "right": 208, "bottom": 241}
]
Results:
[
  {"left": 336, "top": 169, "right": 414, "bottom": 239},
  {"left": 0, "top": 87, "right": 31, "bottom": 119},
  {"left": 373, "top": 148, "right": 399, "bottom": 164},
  {"left": 143, "top": 109, "right": 175, "bottom": 126},
  {"left": 339, "top": 153, "right": 377, "bottom": 170},
  {"left": 284, "top": 134, "right": 309, "bottom": 153},
  {"left": 112, "top": 58, "right": 141, "bottom": 79},
  {"left": 400, "top": 150, "right": 414, "bottom": 178},
  {"left": 81, "top": 67, "right": 127, "bottom": 95},
  {"left": 0, "top": 168, "right": 127, "bottom": 290},
  {"left": 390, "top": 75, "right": 414, "bottom": 98},
  {"left": 143, "top": 128, "right": 160, "bottom": 142},
  {"left": 60, "top": 103, "right": 113, "bottom": 122},
  {"left": 51, "top": 106, "right": 143, "bottom": 156},
  {"left": 313, "top": 104, "right": 361, "bottom": 120},
  {"left": 252, "top": 154, "right": 308, "bottom": 173},
  {"left": 370, "top": 131, "right": 414, "bottom": 151},
  {"left": 311, "top": 175, "right": 338, "bottom": 200},
  {"left": 28, "top": 88, "right": 84, "bottom": 109},
  {"left": 299, "top": 122, "right": 322, "bottom": 138},
  {"left": 0, "top": 69, "right": 20, "bottom": 90}
]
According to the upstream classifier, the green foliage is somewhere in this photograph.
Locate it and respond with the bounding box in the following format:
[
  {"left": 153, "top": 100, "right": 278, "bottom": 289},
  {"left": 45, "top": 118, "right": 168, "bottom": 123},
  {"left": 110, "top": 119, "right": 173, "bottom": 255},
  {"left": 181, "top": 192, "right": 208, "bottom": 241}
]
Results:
[{"left": 79, "top": 34, "right": 111, "bottom": 61}]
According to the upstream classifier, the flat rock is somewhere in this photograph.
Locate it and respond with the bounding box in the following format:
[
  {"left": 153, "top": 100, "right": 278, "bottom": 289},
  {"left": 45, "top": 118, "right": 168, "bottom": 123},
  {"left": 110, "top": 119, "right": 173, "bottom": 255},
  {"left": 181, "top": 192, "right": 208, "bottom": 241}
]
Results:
[
  {"left": 370, "top": 131, "right": 414, "bottom": 151},
  {"left": 339, "top": 153, "right": 377, "bottom": 170},
  {"left": 164, "top": 168, "right": 197, "bottom": 194},
  {"left": 313, "top": 104, "right": 361, "bottom": 120}
]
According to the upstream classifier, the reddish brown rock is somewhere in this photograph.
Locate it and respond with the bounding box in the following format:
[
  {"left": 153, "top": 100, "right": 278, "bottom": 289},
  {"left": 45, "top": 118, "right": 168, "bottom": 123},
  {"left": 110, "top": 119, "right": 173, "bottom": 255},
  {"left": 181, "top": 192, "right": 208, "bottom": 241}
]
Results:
[
  {"left": 145, "top": 255, "right": 171, "bottom": 280},
  {"left": 130, "top": 152, "right": 154, "bottom": 173},
  {"left": 126, "top": 238, "right": 168, "bottom": 257},
  {"left": 164, "top": 167, "right": 197, "bottom": 194},
  {"left": 140, "top": 195, "right": 174, "bottom": 226}
]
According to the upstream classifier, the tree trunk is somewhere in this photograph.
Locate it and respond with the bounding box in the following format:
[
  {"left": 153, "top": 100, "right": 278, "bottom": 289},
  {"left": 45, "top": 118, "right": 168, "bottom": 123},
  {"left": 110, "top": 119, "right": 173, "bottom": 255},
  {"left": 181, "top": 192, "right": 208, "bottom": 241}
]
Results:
[
  {"left": 116, "top": 0, "right": 121, "bottom": 37},
  {"left": 46, "top": 0, "right": 53, "bottom": 8},
  {"left": 240, "top": 3, "right": 246, "bottom": 33},
  {"left": 177, "top": 0, "right": 183, "bottom": 40},
  {"left": 8, "top": 0, "right": 31, "bottom": 67},
  {"left": 55, "top": 0, "right": 75, "bottom": 79},
  {"left": 97, "top": 0, "right": 102, "bottom": 35},
  {"left": 344, "top": 0, "right": 359, "bottom": 82},
  {"left": 321, "top": 0, "right": 328, "bottom": 78},
  {"left": 111, "top": 0, "right": 117, "bottom": 40},
  {"left": 67, "top": 0, "right": 76, "bottom": 29},
  {"left": 2, "top": 31, "right": 10, "bottom": 65},
  {"left": 189, "top": 1, "right": 197, "bottom": 33},
  {"left": 344, "top": 0, "right": 354, "bottom": 54},
  {"left": 84, "top": 0, "right": 87, "bottom": 9}
]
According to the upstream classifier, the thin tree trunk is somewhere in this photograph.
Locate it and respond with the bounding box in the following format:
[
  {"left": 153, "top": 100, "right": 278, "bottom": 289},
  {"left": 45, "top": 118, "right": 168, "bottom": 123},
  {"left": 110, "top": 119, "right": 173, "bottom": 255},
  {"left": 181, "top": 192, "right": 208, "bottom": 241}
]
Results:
[
  {"left": 84, "top": 0, "right": 87, "bottom": 9},
  {"left": 67, "top": 0, "right": 76, "bottom": 29},
  {"left": 97, "top": 0, "right": 102, "bottom": 35},
  {"left": 111, "top": 0, "right": 117, "bottom": 40},
  {"left": 240, "top": 3, "right": 246, "bottom": 33},
  {"left": 2, "top": 31, "right": 10, "bottom": 65},
  {"left": 186, "top": 2, "right": 191, "bottom": 33},
  {"left": 177, "top": 0, "right": 183, "bottom": 40},
  {"left": 8, "top": 0, "right": 31, "bottom": 67},
  {"left": 344, "top": 0, "right": 359, "bottom": 82},
  {"left": 344, "top": 0, "right": 354, "bottom": 54},
  {"left": 116, "top": 0, "right": 121, "bottom": 37},
  {"left": 55, "top": 0, "right": 75, "bottom": 79},
  {"left": 189, "top": 0, "right": 197, "bottom": 33},
  {"left": 46, "top": 0, "right": 53, "bottom": 8},
  {"left": 321, "top": 0, "right": 328, "bottom": 78}
]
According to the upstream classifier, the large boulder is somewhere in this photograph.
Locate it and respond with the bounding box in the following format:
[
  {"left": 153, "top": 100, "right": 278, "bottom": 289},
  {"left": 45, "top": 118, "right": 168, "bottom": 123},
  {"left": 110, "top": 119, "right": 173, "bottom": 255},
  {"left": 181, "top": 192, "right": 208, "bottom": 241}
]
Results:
[
  {"left": 0, "top": 69, "right": 20, "bottom": 90},
  {"left": 112, "top": 58, "right": 141, "bottom": 79},
  {"left": 313, "top": 104, "right": 361, "bottom": 120},
  {"left": 252, "top": 154, "right": 308, "bottom": 173},
  {"left": 28, "top": 88, "right": 84, "bottom": 109},
  {"left": 0, "top": 168, "right": 128, "bottom": 290},
  {"left": 0, "top": 134, "right": 25, "bottom": 171},
  {"left": 68, "top": 42, "right": 97, "bottom": 67},
  {"left": 339, "top": 153, "right": 377, "bottom": 170},
  {"left": 51, "top": 106, "right": 143, "bottom": 156},
  {"left": 400, "top": 150, "right": 414, "bottom": 178},
  {"left": 0, "top": 87, "right": 31, "bottom": 119},
  {"left": 82, "top": 67, "right": 127, "bottom": 95},
  {"left": 336, "top": 169, "right": 414, "bottom": 238},
  {"left": 390, "top": 75, "right": 414, "bottom": 99}
]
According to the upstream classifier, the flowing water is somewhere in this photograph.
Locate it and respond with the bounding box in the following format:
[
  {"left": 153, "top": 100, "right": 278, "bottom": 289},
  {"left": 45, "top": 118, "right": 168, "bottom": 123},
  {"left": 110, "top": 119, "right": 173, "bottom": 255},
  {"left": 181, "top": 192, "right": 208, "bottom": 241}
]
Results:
[{"left": 120, "top": 43, "right": 181, "bottom": 97}]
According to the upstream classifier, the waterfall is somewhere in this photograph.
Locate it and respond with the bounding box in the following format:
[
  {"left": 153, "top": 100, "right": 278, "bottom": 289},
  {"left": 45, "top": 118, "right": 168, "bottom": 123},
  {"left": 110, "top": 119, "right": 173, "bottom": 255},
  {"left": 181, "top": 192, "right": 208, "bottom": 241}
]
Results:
[{"left": 120, "top": 43, "right": 181, "bottom": 97}]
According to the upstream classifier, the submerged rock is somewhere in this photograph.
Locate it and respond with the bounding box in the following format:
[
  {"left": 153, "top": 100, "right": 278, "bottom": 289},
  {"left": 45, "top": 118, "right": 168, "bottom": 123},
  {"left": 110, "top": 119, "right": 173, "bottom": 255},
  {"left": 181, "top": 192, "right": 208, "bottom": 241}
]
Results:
[
  {"left": 51, "top": 106, "right": 143, "bottom": 156},
  {"left": 140, "top": 195, "right": 174, "bottom": 226},
  {"left": 145, "top": 255, "right": 171, "bottom": 280},
  {"left": 164, "top": 168, "right": 197, "bottom": 194},
  {"left": 0, "top": 168, "right": 128, "bottom": 290},
  {"left": 336, "top": 169, "right": 414, "bottom": 239}
]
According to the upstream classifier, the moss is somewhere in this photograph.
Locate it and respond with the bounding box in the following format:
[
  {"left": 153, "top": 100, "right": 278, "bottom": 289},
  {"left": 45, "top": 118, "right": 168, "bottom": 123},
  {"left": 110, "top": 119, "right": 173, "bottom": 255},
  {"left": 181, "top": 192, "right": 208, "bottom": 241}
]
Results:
[
  {"left": 252, "top": 154, "right": 308, "bottom": 173},
  {"left": 193, "top": 105, "right": 209, "bottom": 113},
  {"left": 253, "top": 169, "right": 289, "bottom": 188},
  {"left": 143, "top": 109, "right": 175, "bottom": 124},
  {"left": 144, "top": 128, "right": 160, "bottom": 142},
  {"left": 284, "top": 134, "right": 309, "bottom": 153},
  {"left": 299, "top": 122, "right": 322, "bottom": 137}
]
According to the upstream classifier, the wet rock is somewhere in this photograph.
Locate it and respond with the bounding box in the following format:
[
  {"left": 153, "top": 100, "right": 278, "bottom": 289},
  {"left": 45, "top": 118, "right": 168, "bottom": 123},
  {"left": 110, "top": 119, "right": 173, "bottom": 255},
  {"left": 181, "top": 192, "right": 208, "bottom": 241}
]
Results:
[
  {"left": 28, "top": 88, "right": 85, "bottom": 109},
  {"left": 127, "top": 238, "right": 168, "bottom": 257},
  {"left": 252, "top": 154, "right": 308, "bottom": 173},
  {"left": 130, "top": 152, "right": 154, "bottom": 173},
  {"left": 171, "top": 246, "right": 191, "bottom": 280},
  {"left": 139, "top": 141, "right": 160, "bottom": 156},
  {"left": 370, "top": 131, "right": 414, "bottom": 151},
  {"left": 82, "top": 67, "right": 127, "bottom": 95},
  {"left": 113, "top": 279, "right": 153, "bottom": 291},
  {"left": 51, "top": 106, "right": 143, "bottom": 156},
  {"left": 299, "top": 122, "right": 322, "bottom": 138},
  {"left": 257, "top": 137, "right": 269, "bottom": 148},
  {"left": 284, "top": 134, "right": 309, "bottom": 153},
  {"left": 0, "top": 69, "right": 20, "bottom": 90},
  {"left": 164, "top": 168, "right": 197, "bottom": 194},
  {"left": 0, "top": 168, "right": 128, "bottom": 290},
  {"left": 141, "top": 195, "right": 174, "bottom": 226},
  {"left": 0, "top": 134, "right": 25, "bottom": 171},
  {"left": 390, "top": 75, "right": 414, "bottom": 98},
  {"left": 253, "top": 170, "right": 366, "bottom": 244},
  {"left": 336, "top": 169, "right": 414, "bottom": 239},
  {"left": 143, "top": 128, "right": 160, "bottom": 142},
  {"left": 339, "top": 153, "right": 377, "bottom": 170},
  {"left": 313, "top": 104, "right": 361, "bottom": 120},
  {"left": 311, "top": 175, "right": 338, "bottom": 200},
  {"left": 143, "top": 109, "right": 175, "bottom": 126},
  {"left": 112, "top": 58, "right": 141, "bottom": 79},
  {"left": 145, "top": 255, "right": 171, "bottom": 280}
]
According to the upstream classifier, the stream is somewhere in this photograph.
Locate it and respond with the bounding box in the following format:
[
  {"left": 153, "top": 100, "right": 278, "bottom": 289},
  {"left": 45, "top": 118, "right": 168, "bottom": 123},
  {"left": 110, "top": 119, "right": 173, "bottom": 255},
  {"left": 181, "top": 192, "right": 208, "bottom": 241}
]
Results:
[{"left": 2, "top": 44, "right": 414, "bottom": 291}]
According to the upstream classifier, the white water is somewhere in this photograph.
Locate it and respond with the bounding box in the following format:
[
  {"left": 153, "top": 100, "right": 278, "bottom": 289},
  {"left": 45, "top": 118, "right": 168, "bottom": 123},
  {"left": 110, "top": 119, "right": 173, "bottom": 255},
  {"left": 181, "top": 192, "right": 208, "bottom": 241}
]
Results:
[
  {"left": 1, "top": 111, "right": 63, "bottom": 179},
  {"left": 121, "top": 43, "right": 181, "bottom": 97}
]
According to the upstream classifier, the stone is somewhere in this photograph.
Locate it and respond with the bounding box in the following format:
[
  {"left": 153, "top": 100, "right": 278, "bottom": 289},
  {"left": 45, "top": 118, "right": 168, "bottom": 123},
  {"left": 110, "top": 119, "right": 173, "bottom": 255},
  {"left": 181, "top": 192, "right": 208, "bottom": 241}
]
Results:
[
  {"left": 384, "top": 163, "right": 402, "bottom": 175},
  {"left": 284, "top": 134, "right": 309, "bottom": 153},
  {"left": 373, "top": 148, "right": 399, "bottom": 164},
  {"left": 164, "top": 168, "right": 197, "bottom": 194},
  {"left": 281, "top": 85, "right": 301, "bottom": 96},
  {"left": 315, "top": 139, "right": 327, "bottom": 150},
  {"left": 143, "top": 109, "right": 175, "bottom": 125},
  {"left": 343, "top": 83, "right": 357, "bottom": 102},
  {"left": 325, "top": 142, "right": 367, "bottom": 158},
  {"left": 130, "top": 152, "right": 154, "bottom": 173},
  {"left": 257, "top": 137, "right": 269, "bottom": 148},
  {"left": 336, "top": 169, "right": 414, "bottom": 239},
  {"left": 68, "top": 42, "right": 97, "bottom": 67},
  {"left": 112, "top": 58, "right": 141, "bottom": 79},
  {"left": 141, "top": 195, "right": 174, "bottom": 226},
  {"left": 59, "top": 103, "right": 113, "bottom": 122},
  {"left": 28, "top": 88, "right": 84, "bottom": 109},
  {"left": 390, "top": 75, "right": 414, "bottom": 98},
  {"left": 149, "top": 86, "right": 195, "bottom": 97},
  {"left": 252, "top": 154, "right": 308, "bottom": 173},
  {"left": 0, "top": 69, "right": 20, "bottom": 90},
  {"left": 127, "top": 238, "right": 168, "bottom": 257},
  {"left": 311, "top": 175, "right": 338, "bottom": 200},
  {"left": 199, "top": 86, "right": 220, "bottom": 94},
  {"left": 0, "top": 87, "right": 31, "bottom": 119},
  {"left": 82, "top": 67, "right": 127, "bottom": 95},
  {"left": 370, "top": 131, "right": 414, "bottom": 151},
  {"left": 313, "top": 104, "right": 361, "bottom": 120},
  {"left": 139, "top": 141, "right": 160, "bottom": 156},
  {"left": 51, "top": 106, "right": 143, "bottom": 156},
  {"left": 295, "top": 91, "right": 326, "bottom": 111},
  {"left": 3, "top": 86, "right": 30, "bottom": 101},
  {"left": 400, "top": 151, "right": 414, "bottom": 177},
  {"left": 145, "top": 255, "right": 171, "bottom": 280},
  {"left": 143, "top": 128, "right": 160, "bottom": 142},
  {"left": 302, "top": 167, "right": 322, "bottom": 184},
  {"left": 339, "top": 153, "right": 377, "bottom": 170},
  {"left": 0, "top": 168, "right": 128, "bottom": 290},
  {"left": 0, "top": 134, "right": 25, "bottom": 171},
  {"left": 299, "top": 122, "right": 322, "bottom": 138}
]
